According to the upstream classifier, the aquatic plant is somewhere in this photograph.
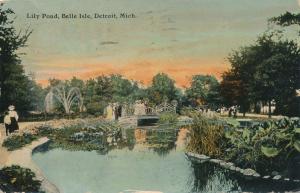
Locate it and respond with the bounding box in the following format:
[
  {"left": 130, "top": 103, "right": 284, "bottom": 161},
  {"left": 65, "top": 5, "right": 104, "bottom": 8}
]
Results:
[
  {"left": 0, "top": 165, "right": 42, "bottom": 192},
  {"left": 224, "top": 117, "right": 300, "bottom": 174},
  {"left": 186, "top": 114, "right": 226, "bottom": 157},
  {"left": 37, "top": 120, "right": 124, "bottom": 153}
]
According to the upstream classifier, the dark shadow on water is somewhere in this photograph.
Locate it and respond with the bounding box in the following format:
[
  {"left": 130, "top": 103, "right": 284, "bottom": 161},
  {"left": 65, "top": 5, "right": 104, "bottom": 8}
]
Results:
[{"left": 190, "top": 161, "right": 300, "bottom": 193}]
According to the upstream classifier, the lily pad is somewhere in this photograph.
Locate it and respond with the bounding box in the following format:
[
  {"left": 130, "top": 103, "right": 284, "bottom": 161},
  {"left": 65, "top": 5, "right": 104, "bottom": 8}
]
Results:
[{"left": 261, "top": 146, "right": 280, "bottom": 157}]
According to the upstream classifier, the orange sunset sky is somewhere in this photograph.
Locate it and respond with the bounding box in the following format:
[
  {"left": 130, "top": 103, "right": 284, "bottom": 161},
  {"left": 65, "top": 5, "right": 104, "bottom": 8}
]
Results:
[{"left": 4, "top": 0, "right": 300, "bottom": 87}]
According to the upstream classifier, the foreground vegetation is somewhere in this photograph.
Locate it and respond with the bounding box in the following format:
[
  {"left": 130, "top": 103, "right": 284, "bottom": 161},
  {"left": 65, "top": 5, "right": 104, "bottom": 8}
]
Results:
[
  {"left": 187, "top": 114, "right": 300, "bottom": 178},
  {"left": 0, "top": 165, "right": 42, "bottom": 192}
]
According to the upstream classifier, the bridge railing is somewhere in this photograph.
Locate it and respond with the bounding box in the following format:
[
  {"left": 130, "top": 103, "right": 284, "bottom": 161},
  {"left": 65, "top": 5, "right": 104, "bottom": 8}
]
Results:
[{"left": 120, "top": 102, "right": 177, "bottom": 117}]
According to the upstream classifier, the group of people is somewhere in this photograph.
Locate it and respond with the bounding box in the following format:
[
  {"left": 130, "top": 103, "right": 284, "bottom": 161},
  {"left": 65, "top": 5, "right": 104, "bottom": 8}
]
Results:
[
  {"left": 3, "top": 105, "right": 19, "bottom": 136},
  {"left": 228, "top": 105, "right": 238, "bottom": 118},
  {"left": 105, "top": 103, "right": 122, "bottom": 121}
]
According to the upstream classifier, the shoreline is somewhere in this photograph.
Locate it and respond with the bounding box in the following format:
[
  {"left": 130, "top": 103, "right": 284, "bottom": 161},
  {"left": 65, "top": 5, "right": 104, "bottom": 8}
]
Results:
[{"left": 0, "top": 124, "right": 60, "bottom": 193}]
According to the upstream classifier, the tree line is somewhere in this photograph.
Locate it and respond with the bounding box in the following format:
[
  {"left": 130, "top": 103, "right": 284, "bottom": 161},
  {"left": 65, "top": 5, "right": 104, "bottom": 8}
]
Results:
[{"left": 0, "top": 3, "right": 299, "bottom": 117}]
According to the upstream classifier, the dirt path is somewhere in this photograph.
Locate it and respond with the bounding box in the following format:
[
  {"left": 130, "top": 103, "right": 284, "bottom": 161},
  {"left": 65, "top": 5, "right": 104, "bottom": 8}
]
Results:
[
  {"left": 0, "top": 122, "right": 60, "bottom": 193},
  {"left": 0, "top": 122, "right": 41, "bottom": 166}
]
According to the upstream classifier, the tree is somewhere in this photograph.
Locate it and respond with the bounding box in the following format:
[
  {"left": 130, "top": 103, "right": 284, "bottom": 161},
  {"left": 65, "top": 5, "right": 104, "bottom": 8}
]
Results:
[
  {"left": 147, "top": 73, "right": 178, "bottom": 104},
  {"left": 220, "top": 71, "right": 250, "bottom": 116},
  {"left": 186, "top": 75, "right": 221, "bottom": 108},
  {"left": 252, "top": 36, "right": 300, "bottom": 116},
  {"left": 270, "top": 12, "right": 300, "bottom": 35},
  {"left": 0, "top": 3, "right": 34, "bottom": 113},
  {"left": 270, "top": 12, "right": 300, "bottom": 27},
  {"left": 110, "top": 74, "right": 141, "bottom": 103},
  {"left": 221, "top": 34, "right": 300, "bottom": 117}
]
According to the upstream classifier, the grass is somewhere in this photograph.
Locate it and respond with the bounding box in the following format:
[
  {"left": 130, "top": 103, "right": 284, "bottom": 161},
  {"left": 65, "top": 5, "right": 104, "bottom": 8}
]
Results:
[{"left": 186, "top": 114, "right": 226, "bottom": 157}]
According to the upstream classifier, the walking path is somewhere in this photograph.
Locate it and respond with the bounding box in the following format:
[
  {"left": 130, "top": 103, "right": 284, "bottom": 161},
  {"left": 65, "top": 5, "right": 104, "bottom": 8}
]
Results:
[{"left": 0, "top": 122, "right": 60, "bottom": 193}]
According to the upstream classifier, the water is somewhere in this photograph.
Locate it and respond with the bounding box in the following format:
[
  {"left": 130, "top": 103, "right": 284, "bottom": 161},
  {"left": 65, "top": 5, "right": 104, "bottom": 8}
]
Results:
[{"left": 32, "top": 128, "right": 299, "bottom": 193}]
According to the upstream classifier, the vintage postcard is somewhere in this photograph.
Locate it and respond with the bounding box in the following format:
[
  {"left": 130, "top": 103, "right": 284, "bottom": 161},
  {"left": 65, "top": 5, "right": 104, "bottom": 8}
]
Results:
[{"left": 0, "top": 0, "right": 299, "bottom": 193}]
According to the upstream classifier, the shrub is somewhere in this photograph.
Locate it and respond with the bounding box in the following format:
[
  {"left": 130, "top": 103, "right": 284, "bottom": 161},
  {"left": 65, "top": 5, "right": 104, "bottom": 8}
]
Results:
[
  {"left": 85, "top": 101, "right": 107, "bottom": 115},
  {"left": 158, "top": 112, "right": 179, "bottom": 124},
  {"left": 0, "top": 165, "right": 42, "bottom": 192},
  {"left": 2, "top": 133, "right": 38, "bottom": 151}
]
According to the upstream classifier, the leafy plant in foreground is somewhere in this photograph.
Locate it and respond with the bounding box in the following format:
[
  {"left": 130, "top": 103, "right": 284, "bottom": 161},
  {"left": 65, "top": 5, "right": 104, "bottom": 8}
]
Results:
[
  {"left": 2, "top": 133, "right": 38, "bottom": 151},
  {"left": 224, "top": 118, "right": 300, "bottom": 174},
  {"left": 0, "top": 165, "right": 42, "bottom": 192}
]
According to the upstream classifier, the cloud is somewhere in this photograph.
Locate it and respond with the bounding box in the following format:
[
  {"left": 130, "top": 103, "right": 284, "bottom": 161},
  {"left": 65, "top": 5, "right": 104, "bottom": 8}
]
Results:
[
  {"left": 35, "top": 58, "right": 228, "bottom": 88},
  {"left": 298, "top": 0, "right": 300, "bottom": 7},
  {"left": 100, "top": 41, "right": 119, "bottom": 45}
]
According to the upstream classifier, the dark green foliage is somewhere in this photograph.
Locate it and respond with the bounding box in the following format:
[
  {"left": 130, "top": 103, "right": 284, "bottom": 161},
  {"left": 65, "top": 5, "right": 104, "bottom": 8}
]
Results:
[
  {"left": 0, "top": 165, "right": 42, "bottom": 192},
  {"left": 224, "top": 118, "right": 300, "bottom": 174},
  {"left": 85, "top": 101, "right": 107, "bottom": 116},
  {"left": 0, "top": 3, "right": 46, "bottom": 113},
  {"left": 158, "top": 112, "right": 179, "bottom": 124},
  {"left": 2, "top": 133, "right": 38, "bottom": 151},
  {"left": 186, "top": 75, "right": 221, "bottom": 107},
  {"left": 147, "top": 73, "right": 180, "bottom": 104},
  {"left": 270, "top": 12, "right": 300, "bottom": 27},
  {"left": 221, "top": 33, "right": 300, "bottom": 117}
]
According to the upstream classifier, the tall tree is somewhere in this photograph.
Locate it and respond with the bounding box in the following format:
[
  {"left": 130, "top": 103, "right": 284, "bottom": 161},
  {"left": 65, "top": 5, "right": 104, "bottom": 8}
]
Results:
[
  {"left": 221, "top": 34, "right": 300, "bottom": 117},
  {"left": 147, "top": 73, "right": 178, "bottom": 104},
  {"left": 186, "top": 75, "right": 221, "bottom": 108},
  {"left": 0, "top": 3, "right": 33, "bottom": 113}
]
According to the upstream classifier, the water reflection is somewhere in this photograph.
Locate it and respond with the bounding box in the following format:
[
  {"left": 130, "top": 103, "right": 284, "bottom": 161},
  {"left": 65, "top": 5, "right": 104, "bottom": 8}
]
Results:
[
  {"left": 123, "top": 127, "right": 180, "bottom": 156},
  {"left": 33, "top": 127, "right": 300, "bottom": 193}
]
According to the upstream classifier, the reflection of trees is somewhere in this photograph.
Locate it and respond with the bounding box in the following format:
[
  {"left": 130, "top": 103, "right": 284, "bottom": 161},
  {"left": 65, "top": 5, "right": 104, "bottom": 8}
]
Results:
[
  {"left": 121, "top": 128, "right": 179, "bottom": 155},
  {"left": 190, "top": 162, "right": 216, "bottom": 192},
  {"left": 146, "top": 129, "right": 178, "bottom": 156},
  {"left": 189, "top": 161, "right": 299, "bottom": 192},
  {"left": 125, "top": 129, "right": 136, "bottom": 150},
  {"left": 190, "top": 162, "right": 239, "bottom": 193}
]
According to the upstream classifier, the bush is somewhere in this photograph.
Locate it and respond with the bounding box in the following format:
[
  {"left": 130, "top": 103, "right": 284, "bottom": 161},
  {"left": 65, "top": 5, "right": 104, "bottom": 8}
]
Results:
[
  {"left": 158, "top": 112, "right": 179, "bottom": 124},
  {"left": 0, "top": 165, "right": 42, "bottom": 192},
  {"left": 2, "top": 133, "right": 38, "bottom": 151},
  {"left": 85, "top": 101, "right": 107, "bottom": 115}
]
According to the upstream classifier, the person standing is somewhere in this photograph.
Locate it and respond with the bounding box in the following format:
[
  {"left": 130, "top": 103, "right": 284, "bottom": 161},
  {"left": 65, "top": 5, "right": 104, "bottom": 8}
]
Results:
[
  {"left": 8, "top": 105, "right": 19, "bottom": 133},
  {"left": 4, "top": 111, "right": 11, "bottom": 136}
]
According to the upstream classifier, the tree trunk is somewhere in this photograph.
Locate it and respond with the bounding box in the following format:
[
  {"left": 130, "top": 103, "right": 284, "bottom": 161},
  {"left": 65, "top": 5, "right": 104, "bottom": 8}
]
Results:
[{"left": 268, "top": 100, "right": 272, "bottom": 118}]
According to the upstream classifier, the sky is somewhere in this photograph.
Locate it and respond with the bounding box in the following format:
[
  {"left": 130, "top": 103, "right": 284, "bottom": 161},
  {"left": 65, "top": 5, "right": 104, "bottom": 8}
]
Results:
[{"left": 3, "top": 0, "right": 300, "bottom": 87}]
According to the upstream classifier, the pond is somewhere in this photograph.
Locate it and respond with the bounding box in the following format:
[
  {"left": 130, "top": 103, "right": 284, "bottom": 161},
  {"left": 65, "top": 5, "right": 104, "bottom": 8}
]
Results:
[{"left": 32, "top": 127, "right": 299, "bottom": 193}]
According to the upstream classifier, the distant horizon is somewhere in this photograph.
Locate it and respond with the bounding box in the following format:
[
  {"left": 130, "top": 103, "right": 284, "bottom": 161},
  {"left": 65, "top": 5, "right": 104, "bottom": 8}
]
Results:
[{"left": 3, "top": 0, "right": 299, "bottom": 87}]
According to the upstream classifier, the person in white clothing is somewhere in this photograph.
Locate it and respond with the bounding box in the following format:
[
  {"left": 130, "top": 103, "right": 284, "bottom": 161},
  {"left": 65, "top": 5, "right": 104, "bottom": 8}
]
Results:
[
  {"left": 8, "top": 105, "right": 19, "bottom": 133},
  {"left": 4, "top": 111, "right": 11, "bottom": 136}
]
